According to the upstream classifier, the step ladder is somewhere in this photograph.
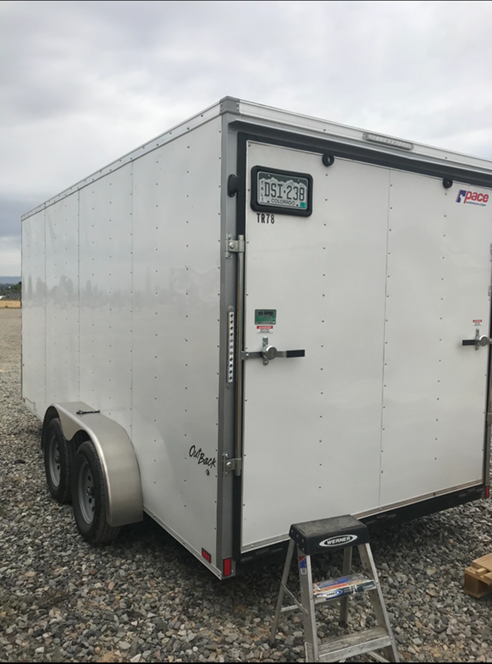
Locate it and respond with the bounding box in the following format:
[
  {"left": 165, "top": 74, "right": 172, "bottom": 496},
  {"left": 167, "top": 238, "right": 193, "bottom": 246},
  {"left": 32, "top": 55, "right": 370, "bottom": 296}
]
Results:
[{"left": 270, "top": 515, "right": 399, "bottom": 662}]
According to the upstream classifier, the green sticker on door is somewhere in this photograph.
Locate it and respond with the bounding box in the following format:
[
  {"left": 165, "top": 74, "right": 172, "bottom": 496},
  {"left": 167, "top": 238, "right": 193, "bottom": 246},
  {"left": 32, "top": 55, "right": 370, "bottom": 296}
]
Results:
[{"left": 255, "top": 309, "right": 276, "bottom": 333}]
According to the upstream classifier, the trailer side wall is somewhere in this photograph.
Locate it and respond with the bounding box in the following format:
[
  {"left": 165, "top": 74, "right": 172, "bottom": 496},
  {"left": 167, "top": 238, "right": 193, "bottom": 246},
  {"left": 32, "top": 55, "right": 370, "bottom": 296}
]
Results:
[{"left": 22, "top": 116, "right": 223, "bottom": 571}]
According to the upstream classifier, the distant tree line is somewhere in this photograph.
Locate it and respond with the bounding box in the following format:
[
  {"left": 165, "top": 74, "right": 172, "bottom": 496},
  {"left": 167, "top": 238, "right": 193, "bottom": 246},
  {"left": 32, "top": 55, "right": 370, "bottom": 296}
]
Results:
[{"left": 0, "top": 281, "right": 21, "bottom": 298}]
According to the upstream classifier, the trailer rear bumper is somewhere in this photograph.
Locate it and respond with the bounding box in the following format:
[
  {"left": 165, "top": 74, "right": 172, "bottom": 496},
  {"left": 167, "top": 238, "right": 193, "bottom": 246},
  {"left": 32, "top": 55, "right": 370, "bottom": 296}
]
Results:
[{"left": 238, "top": 482, "right": 485, "bottom": 567}]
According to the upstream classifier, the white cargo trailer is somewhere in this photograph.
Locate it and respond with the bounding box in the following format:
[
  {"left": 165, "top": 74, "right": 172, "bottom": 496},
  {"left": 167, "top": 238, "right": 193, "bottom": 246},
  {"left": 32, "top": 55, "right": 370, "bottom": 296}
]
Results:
[{"left": 22, "top": 97, "right": 492, "bottom": 578}]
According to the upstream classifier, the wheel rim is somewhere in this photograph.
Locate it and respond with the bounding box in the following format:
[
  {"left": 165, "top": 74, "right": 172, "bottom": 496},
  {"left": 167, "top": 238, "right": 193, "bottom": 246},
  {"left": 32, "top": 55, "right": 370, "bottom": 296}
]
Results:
[
  {"left": 47, "top": 434, "right": 61, "bottom": 487},
  {"left": 77, "top": 458, "right": 95, "bottom": 524}
]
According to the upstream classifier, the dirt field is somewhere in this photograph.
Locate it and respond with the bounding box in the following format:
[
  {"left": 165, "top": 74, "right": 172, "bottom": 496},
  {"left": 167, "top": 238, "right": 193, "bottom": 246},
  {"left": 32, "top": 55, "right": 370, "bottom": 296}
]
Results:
[{"left": 0, "top": 300, "right": 20, "bottom": 308}]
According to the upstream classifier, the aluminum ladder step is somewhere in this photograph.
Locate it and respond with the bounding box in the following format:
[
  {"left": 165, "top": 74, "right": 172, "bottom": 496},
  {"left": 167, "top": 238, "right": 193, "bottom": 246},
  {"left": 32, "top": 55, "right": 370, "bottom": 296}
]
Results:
[{"left": 315, "top": 626, "right": 392, "bottom": 662}]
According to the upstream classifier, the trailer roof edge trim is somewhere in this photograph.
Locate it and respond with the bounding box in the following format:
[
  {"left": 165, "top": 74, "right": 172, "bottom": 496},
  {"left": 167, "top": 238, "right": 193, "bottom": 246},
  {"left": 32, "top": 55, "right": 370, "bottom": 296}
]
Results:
[
  {"left": 21, "top": 96, "right": 234, "bottom": 221},
  {"left": 22, "top": 95, "right": 492, "bottom": 221},
  {"left": 236, "top": 99, "right": 492, "bottom": 173}
]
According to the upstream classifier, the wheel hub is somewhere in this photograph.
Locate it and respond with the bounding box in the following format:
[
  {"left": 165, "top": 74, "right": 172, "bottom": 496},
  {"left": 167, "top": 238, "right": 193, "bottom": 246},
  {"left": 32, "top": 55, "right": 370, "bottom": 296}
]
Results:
[
  {"left": 48, "top": 435, "right": 61, "bottom": 487},
  {"left": 78, "top": 460, "right": 96, "bottom": 524}
]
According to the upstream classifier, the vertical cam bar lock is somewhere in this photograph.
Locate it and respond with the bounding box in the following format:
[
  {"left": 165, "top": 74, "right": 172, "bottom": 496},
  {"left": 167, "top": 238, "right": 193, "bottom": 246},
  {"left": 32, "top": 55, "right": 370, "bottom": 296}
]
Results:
[
  {"left": 462, "top": 328, "right": 492, "bottom": 351},
  {"left": 242, "top": 337, "right": 306, "bottom": 365}
]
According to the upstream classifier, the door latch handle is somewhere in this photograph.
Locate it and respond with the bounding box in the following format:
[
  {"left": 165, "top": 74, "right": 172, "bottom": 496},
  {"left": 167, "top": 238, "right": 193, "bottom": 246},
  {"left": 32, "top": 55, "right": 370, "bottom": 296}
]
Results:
[
  {"left": 462, "top": 329, "right": 491, "bottom": 350},
  {"left": 241, "top": 337, "right": 306, "bottom": 365}
]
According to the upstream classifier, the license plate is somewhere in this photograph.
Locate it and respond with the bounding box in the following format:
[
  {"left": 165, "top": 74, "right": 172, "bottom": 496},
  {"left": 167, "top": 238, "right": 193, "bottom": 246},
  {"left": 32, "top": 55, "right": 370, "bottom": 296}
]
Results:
[{"left": 256, "top": 170, "right": 309, "bottom": 210}]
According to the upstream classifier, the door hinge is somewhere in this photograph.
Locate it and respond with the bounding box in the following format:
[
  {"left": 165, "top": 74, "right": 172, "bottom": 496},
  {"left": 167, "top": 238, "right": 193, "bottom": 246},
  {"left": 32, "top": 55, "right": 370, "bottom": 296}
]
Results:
[
  {"left": 222, "top": 454, "right": 242, "bottom": 476},
  {"left": 487, "top": 413, "right": 492, "bottom": 426},
  {"left": 225, "top": 235, "right": 245, "bottom": 258}
]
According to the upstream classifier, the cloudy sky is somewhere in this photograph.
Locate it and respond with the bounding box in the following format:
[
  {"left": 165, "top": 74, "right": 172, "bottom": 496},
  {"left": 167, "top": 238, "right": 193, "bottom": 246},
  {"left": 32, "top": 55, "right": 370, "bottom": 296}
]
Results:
[{"left": 1, "top": 0, "right": 492, "bottom": 276}]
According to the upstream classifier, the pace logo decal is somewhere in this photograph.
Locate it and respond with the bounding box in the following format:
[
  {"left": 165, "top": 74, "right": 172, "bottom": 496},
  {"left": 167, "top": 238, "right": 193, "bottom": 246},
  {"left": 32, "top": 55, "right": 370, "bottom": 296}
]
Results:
[
  {"left": 456, "top": 190, "right": 489, "bottom": 206},
  {"left": 319, "top": 534, "right": 358, "bottom": 547}
]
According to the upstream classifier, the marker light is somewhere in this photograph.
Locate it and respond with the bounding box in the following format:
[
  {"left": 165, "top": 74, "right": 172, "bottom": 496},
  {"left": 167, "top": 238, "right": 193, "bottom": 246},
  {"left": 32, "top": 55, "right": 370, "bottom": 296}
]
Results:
[{"left": 363, "top": 132, "right": 414, "bottom": 151}]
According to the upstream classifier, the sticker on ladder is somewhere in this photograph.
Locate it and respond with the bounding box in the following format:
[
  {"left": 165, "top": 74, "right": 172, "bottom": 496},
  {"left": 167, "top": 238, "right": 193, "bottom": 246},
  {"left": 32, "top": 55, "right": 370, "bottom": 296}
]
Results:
[
  {"left": 298, "top": 555, "right": 307, "bottom": 575},
  {"left": 312, "top": 574, "right": 376, "bottom": 599}
]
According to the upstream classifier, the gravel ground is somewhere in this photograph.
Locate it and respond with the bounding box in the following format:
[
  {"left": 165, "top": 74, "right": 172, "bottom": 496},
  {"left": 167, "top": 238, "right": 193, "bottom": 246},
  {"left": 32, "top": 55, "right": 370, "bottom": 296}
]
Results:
[{"left": 2, "top": 307, "right": 492, "bottom": 663}]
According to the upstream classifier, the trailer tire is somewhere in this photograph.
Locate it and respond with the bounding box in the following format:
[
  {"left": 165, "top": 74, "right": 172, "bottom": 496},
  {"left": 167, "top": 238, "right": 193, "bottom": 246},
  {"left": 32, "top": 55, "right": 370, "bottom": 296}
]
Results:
[
  {"left": 72, "top": 440, "right": 120, "bottom": 545},
  {"left": 44, "top": 418, "right": 72, "bottom": 504}
]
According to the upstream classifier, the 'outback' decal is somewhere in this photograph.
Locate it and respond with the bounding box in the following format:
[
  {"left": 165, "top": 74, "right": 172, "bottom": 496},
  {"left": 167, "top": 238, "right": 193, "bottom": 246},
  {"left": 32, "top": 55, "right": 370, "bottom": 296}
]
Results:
[{"left": 189, "top": 445, "right": 216, "bottom": 469}]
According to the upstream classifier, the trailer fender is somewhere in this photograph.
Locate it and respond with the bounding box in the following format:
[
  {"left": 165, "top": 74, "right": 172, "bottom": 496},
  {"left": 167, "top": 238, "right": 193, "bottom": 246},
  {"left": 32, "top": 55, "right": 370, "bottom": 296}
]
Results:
[{"left": 43, "top": 402, "right": 143, "bottom": 527}]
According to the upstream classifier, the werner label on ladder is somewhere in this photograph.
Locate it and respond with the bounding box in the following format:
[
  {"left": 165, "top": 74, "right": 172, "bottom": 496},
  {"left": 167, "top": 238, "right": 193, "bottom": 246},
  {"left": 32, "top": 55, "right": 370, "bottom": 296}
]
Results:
[{"left": 270, "top": 515, "right": 399, "bottom": 663}]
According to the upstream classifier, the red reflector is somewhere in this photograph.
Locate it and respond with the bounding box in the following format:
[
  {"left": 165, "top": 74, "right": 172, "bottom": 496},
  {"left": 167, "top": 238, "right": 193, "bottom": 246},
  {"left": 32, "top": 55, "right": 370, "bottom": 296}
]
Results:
[
  {"left": 223, "top": 558, "right": 232, "bottom": 577},
  {"left": 486, "top": 486, "right": 490, "bottom": 499},
  {"left": 202, "top": 549, "right": 211, "bottom": 563}
]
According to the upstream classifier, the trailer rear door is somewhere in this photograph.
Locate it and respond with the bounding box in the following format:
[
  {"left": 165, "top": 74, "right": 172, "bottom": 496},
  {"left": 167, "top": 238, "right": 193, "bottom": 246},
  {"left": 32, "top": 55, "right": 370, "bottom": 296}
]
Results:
[
  {"left": 240, "top": 140, "right": 391, "bottom": 552},
  {"left": 239, "top": 139, "right": 491, "bottom": 554},
  {"left": 379, "top": 170, "right": 491, "bottom": 506}
]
